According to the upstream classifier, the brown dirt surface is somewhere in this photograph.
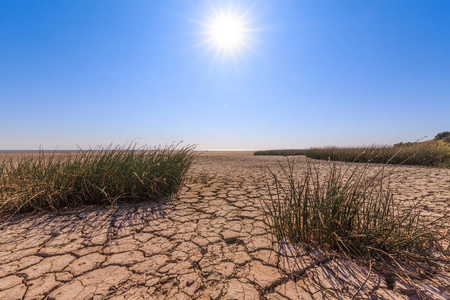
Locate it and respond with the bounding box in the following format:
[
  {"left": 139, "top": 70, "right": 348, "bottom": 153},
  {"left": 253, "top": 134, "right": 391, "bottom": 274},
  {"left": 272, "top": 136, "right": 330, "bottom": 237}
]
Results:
[{"left": 0, "top": 151, "right": 449, "bottom": 299}]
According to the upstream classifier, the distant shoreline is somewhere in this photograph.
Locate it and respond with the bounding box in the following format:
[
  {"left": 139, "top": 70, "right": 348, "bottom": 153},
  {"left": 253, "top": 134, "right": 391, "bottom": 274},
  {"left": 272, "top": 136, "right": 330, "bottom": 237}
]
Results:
[{"left": 0, "top": 150, "right": 80, "bottom": 153}]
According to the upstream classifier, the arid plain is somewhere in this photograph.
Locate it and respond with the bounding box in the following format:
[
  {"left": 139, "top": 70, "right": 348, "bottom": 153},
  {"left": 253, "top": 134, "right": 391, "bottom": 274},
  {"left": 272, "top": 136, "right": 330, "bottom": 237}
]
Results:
[{"left": 0, "top": 151, "right": 449, "bottom": 299}]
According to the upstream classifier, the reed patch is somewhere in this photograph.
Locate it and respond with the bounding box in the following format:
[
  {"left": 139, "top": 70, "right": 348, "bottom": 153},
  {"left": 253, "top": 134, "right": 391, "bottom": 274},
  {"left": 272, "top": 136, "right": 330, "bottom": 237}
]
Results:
[
  {"left": 255, "top": 144, "right": 450, "bottom": 168},
  {"left": 0, "top": 144, "right": 195, "bottom": 217},
  {"left": 262, "top": 158, "right": 449, "bottom": 293}
]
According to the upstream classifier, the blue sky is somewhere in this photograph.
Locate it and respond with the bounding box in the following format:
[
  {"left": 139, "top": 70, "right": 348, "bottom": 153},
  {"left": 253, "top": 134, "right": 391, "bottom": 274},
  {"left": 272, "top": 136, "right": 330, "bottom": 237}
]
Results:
[{"left": 1, "top": 0, "right": 449, "bottom": 150}]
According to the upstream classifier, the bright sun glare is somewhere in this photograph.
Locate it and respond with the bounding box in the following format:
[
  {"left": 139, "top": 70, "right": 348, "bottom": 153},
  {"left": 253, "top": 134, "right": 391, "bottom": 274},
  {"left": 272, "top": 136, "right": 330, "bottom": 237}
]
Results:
[
  {"left": 210, "top": 15, "right": 245, "bottom": 51},
  {"left": 195, "top": 3, "right": 255, "bottom": 60}
]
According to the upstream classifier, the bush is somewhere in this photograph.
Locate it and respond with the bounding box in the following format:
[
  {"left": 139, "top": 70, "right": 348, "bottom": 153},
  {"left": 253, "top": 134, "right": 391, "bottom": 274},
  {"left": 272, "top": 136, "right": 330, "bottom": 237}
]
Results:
[
  {"left": 435, "top": 131, "right": 450, "bottom": 141},
  {"left": 0, "top": 143, "right": 195, "bottom": 217}
]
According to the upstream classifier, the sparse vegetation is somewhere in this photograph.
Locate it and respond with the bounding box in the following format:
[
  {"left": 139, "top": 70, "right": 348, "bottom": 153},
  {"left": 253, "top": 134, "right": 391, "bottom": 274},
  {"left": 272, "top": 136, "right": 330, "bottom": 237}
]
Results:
[
  {"left": 262, "top": 158, "right": 449, "bottom": 291},
  {"left": 303, "top": 144, "right": 450, "bottom": 167},
  {"left": 254, "top": 149, "right": 305, "bottom": 156},
  {"left": 255, "top": 144, "right": 450, "bottom": 168},
  {"left": 0, "top": 144, "right": 195, "bottom": 217}
]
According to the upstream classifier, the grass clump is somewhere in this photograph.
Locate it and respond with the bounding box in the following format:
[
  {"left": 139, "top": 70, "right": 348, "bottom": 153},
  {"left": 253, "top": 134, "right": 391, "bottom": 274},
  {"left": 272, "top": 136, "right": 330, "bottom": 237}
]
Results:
[
  {"left": 254, "top": 149, "right": 305, "bottom": 156},
  {"left": 304, "top": 144, "right": 450, "bottom": 167},
  {"left": 0, "top": 143, "right": 195, "bottom": 217},
  {"left": 255, "top": 144, "right": 450, "bottom": 168},
  {"left": 263, "top": 158, "right": 449, "bottom": 271}
]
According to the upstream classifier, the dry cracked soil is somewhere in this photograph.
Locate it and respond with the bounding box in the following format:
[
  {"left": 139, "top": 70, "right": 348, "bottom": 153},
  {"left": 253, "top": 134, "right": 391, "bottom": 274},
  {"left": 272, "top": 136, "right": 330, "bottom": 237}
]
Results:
[{"left": 0, "top": 152, "right": 449, "bottom": 299}]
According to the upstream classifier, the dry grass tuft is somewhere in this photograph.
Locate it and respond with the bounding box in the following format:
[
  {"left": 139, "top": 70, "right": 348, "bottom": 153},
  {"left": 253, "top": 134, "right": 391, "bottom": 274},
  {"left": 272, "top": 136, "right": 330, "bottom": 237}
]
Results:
[
  {"left": 0, "top": 143, "right": 195, "bottom": 217},
  {"left": 262, "top": 158, "right": 450, "bottom": 294}
]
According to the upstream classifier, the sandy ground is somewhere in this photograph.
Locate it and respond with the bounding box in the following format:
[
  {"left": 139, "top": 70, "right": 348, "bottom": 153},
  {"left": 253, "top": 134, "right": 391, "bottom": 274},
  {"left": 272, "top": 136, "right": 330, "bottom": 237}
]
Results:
[{"left": 0, "top": 151, "right": 449, "bottom": 299}]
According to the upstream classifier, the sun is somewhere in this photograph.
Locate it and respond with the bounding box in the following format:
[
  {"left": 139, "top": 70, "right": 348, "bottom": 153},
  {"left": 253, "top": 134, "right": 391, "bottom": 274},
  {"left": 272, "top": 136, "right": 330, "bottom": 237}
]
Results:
[
  {"left": 209, "top": 14, "right": 245, "bottom": 52},
  {"left": 195, "top": 2, "right": 254, "bottom": 59}
]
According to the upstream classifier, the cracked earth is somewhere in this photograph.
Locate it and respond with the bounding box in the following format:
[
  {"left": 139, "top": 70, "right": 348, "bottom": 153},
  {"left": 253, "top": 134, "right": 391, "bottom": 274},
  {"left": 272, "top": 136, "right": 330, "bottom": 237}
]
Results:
[{"left": 0, "top": 152, "right": 449, "bottom": 299}]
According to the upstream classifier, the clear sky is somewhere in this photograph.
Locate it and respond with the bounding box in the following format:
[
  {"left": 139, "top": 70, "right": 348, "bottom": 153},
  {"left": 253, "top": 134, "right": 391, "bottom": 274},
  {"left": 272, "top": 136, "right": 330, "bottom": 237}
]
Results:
[{"left": 1, "top": 0, "right": 449, "bottom": 150}]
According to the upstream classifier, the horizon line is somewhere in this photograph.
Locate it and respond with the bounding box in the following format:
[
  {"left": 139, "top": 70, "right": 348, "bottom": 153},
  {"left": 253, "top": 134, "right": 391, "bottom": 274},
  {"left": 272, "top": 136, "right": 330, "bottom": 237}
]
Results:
[{"left": 0, "top": 148, "right": 267, "bottom": 153}]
